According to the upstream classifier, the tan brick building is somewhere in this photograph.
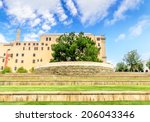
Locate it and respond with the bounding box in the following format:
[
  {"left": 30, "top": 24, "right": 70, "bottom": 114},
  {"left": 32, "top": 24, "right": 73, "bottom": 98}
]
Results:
[{"left": 0, "top": 30, "right": 106, "bottom": 72}]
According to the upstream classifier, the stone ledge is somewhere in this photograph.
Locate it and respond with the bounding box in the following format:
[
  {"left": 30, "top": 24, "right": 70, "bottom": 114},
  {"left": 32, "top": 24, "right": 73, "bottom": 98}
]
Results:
[
  {"left": 0, "top": 91, "right": 150, "bottom": 101},
  {"left": 35, "top": 61, "right": 114, "bottom": 75}
]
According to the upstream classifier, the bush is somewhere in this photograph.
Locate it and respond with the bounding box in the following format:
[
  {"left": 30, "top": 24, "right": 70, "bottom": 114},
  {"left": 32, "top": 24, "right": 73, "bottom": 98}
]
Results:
[
  {"left": 17, "top": 67, "right": 28, "bottom": 73},
  {"left": 29, "top": 67, "right": 35, "bottom": 73},
  {"left": 2, "top": 67, "right": 12, "bottom": 74}
]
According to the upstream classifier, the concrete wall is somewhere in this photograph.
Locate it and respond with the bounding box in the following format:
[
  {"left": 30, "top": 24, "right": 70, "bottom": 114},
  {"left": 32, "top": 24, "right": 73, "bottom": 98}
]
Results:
[{"left": 0, "top": 91, "right": 150, "bottom": 102}]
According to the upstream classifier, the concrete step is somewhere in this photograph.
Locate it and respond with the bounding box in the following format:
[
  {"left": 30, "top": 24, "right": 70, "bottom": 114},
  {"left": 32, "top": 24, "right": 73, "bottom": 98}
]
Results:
[
  {"left": 0, "top": 91, "right": 150, "bottom": 102},
  {"left": 1, "top": 80, "right": 150, "bottom": 86}
]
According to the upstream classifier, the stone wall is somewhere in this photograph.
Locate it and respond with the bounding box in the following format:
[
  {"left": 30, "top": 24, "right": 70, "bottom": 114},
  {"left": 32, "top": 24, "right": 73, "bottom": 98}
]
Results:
[
  {"left": 0, "top": 91, "right": 150, "bottom": 102},
  {"left": 35, "top": 62, "right": 114, "bottom": 75}
]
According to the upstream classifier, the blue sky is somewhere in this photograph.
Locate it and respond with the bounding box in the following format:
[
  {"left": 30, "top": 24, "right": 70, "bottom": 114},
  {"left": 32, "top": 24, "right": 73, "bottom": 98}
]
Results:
[{"left": 0, "top": 0, "right": 150, "bottom": 65}]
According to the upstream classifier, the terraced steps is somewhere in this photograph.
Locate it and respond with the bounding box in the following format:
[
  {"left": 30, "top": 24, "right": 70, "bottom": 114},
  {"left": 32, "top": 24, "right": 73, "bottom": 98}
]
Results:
[{"left": 0, "top": 73, "right": 150, "bottom": 104}]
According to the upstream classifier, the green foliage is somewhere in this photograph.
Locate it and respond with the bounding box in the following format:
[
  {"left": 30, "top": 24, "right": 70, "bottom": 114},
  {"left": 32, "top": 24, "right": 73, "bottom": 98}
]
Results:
[
  {"left": 123, "top": 50, "right": 143, "bottom": 72},
  {"left": 51, "top": 32, "right": 100, "bottom": 62},
  {"left": 146, "top": 59, "right": 150, "bottom": 70},
  {"left": 2, "top": 67, "right": 12, "bottom": 74},
  {"left": 29, "top": 67, "right": 35, "bottom": 73},
  {"left": 116, "top": 50, "right": 144, "bottom": 72},
  {"left": 115, "top": 62, "right": 128, "bottom": 72},
  {"left": 17, "top": 67, "right": 28, "bottom": 73}
]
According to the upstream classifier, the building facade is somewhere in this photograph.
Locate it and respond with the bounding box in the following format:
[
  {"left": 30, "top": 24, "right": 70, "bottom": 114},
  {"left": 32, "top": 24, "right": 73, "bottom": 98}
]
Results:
[{"left": 0, "top": 30, "right": 107, "bottom": 72}]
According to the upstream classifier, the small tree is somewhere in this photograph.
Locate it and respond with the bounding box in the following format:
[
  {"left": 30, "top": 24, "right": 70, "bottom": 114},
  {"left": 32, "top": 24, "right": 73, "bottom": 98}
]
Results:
[
  {"left": 51, "top": 32, "right": 100, "bottom": 62},
  {"left": 123, "top": 50, "right": 143, "bottom": 72},
  {"left": 146, "top": 59, "right": 150, "bottom": 70},
  {"left": 17, "top": 67, "right": 28, "bottom": 73},
  {"left": 115, "top": 62, "right": 128, "bottom": 72},
  {"left": 2, "top": 67, "right": 12, "bottom": 74}
]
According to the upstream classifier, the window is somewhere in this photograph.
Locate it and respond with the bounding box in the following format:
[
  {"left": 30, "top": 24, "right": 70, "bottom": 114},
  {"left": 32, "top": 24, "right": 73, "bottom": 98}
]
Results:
[
  {"left": 1, "top": 66, "right": 3, "bottom": 70},
  {"left": 3, "top": 53, "right": 5, "bottom": 56},
  {"left": 41, "top": 47, "right": 44, "bottom": 50},
  {"left": 49, "top": 37, "right": 51, "bottom": 41},
  {"left": 40, "top": 59, "right": 43, "bottom": 62},
  {"left": 34, "top": 47, "right": 38, "bottom": 50},
  {"left": 21, "top": 60, "right": 24, "bottom": 63},
  {"left": 22, "top": 54, "right": 24, "bottom": 57},
  {"left": 14, "top": 67, "right": 17, "bottom": 71},
  {"left": 15, "top": 59, "right": 18, "bottom": 63},
  {"left": 29, "top": 47, "right": 31, "bottom": 50},
  {"left": 47, "top": 47, "right": 50, "bottom": 50},
  {"left": 41, "top": 43, "right": 44, "bottom": 45},
  {"left": 46, "top": 37, "right": 48, "bottom": 41},
  {"left": 23, "top": 47, "right": 25, "bottom": 50},
  {"left": 98, "top": 43, "right": 100, "bottom": 46},
  {"left": 28, "top": 43, "right": 30, "bottom": 46},
  {"left": 24, "top": 43, "right": 26, "bottom": 46},
  {"left": 16, "top": 53, "right": 19, "bottom": 57},
  {"left": 33, "top": 53, "right": 36, "bottom": 57},
  {"left": 97, "top": 37, "right": 100, "bottom": 41},
  {"left": 10, "top": 54, "right": 13, "bottom": 58},
  {"left": 33, "top": 60, "right": 35, "bottom": 63},
  {"left": 37, "top": 59, "right": 39, "bottom": 62},
  {"left": 45, "top": 44, "right": 48, "bottom": 46},
  {"left": 36, "top": 43, "right": 39, "bottom": 46},
  {"left": 2, "top": 59, "right": 5, "bottom": 62}
]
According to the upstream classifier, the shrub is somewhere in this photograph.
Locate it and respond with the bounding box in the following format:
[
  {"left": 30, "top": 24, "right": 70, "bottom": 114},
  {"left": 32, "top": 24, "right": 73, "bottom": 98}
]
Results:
[
  {"left": 2, "top": 67, "right": 12, "bottom": 74},
  {"left": 17, "top": 67, "right": 28, "bottom": 73},
  {"left": 29, "top": 67, "right": 35, "bottom": 73}
]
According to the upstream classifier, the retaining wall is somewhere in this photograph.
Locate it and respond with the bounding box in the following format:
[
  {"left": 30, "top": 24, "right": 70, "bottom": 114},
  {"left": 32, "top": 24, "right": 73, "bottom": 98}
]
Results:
[{"left": 0, "top": 91, "right": 150, "bottom": 102}]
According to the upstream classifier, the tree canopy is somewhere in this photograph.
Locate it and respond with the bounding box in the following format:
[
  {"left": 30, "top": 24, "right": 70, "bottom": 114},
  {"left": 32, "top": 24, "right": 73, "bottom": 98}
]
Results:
[
  {"left": 51, "top": 32, "right": 100, "bottom": 62},
  {"left": 115, "top": 62, "right": 128, "bottom": 72},
  {"left": 116, "top": 50, "right": 144, "bottom": 72},
  {"left": 146, "top": 59, "right": 150, "bottom": 70},
  {"left": 123, "top": 50, "right": 143, "bottom": 72}
]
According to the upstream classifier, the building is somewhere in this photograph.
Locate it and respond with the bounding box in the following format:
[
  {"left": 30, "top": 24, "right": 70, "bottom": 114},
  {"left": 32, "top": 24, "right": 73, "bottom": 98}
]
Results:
[{"left": 0, "top": 30, "right": 107, "bottom": 72}]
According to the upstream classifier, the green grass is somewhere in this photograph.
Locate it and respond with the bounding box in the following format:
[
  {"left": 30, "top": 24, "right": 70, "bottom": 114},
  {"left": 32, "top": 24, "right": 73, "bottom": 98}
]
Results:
[
  {"left": 0, "top": 101, "right": 150, "bottom": 105},
  {"left": 0, "top": 85, "right": 150, "bottom": 91}
]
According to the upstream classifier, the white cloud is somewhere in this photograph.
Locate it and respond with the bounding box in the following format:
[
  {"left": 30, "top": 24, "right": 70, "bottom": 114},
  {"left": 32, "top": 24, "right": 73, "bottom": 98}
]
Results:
[
  {"left": 63, "top": 20, "right": 73, "bottom": 25},
  {"left": 129, "top": 16, "right": 150, "bottom": 36},
  {"left": 30, "top": 18, "right": 41, "bottom": 27},
  {"left": 65, "top": 0, "right": 78, "bottom": 16},
  {"left": 115, "top": 33, "right": 126, "bottom": 42},
  {"left": 4, "top": 0, "right": 66, "bottom": 30},
  {"left": 75, "top": 0, "right": 116, "bottom": 25},
  {"left": 56, "top": 2, "right": 68, "bottom": 22},
  {"left": 23, "top": 33, "right": 38, "bottom": 42},
  {"left": 107, "top": 0, "right": 143, "bottom": 25},
  {"left": 0, "top": 0, "right": 3, "bottom": 8},
  {"left": 42, "top": 24, "right": 51, "bottom": 31},
  {"left": 0, "top": 34, "right": 7, "bottom": 43}
]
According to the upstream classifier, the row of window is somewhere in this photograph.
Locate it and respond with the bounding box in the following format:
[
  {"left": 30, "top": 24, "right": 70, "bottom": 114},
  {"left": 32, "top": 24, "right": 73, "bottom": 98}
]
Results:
[
  {"left": 15, "top": 59, "right": 43, "bottom": 63},
  {"left": 97, "top": 37, "right": 105, "bottom": 41},
  {"left": 46, "top": 37, "right": 51, "bottom": 41},
  {"left": 2, "top": 57, "right": 43, "bottom": 63},
  {"left": 16, "top": 42, "right": 50, "bottom": 46},
  {"left": 2, "top": 53, "right": 43, "bottom": 58},
  {"left": 23, "top": 47, "right": 50, "bottom": 51}
]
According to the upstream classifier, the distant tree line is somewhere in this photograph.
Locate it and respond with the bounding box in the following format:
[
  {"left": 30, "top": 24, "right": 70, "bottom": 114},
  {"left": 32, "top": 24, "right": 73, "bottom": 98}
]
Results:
[{"left": 116, "top": 50, "right": 150, "bottom": 72}]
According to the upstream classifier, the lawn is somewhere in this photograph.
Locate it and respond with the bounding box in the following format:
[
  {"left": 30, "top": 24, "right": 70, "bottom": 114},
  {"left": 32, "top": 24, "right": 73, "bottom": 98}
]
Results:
[
  {"left": 0, "top": 85, "right": 150, "bottom": 91},
  {"left": 0, "top": 101, "right": 150, "bottom": 105}
]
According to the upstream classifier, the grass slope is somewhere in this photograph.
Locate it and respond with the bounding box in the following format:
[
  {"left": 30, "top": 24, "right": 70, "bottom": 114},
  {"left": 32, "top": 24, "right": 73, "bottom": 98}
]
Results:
[{"left": 0, "top": 85, "right": 150, "bottom": 91}]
